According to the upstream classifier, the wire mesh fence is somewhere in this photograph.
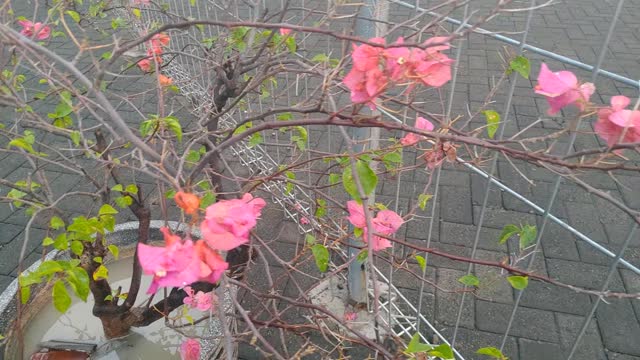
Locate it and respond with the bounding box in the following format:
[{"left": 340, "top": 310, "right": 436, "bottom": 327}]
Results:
[
  {"left": 1, "top": 0, "right": 639, "bottom": 358},
  {"left": 118, "top": 0, "right": 640, "bottom": 358}
]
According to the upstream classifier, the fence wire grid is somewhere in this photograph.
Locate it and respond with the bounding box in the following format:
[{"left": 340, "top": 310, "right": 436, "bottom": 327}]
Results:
[{"left": 119, "top": 0, "right": 639, "bottom": 359}]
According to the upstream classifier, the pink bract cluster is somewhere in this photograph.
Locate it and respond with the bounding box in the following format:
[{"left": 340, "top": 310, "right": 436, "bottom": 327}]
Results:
[
  {"left": 535, "top": 63, "right": 595, "bottom": 115},
  {"left": 179, "top": 339, "right": 200, "bottom": 360},
  {"left": 343, "top": 37, "right": 453, "bottom": 109},
  {"left": 400, "top": 116, "right": 435, "bottom": 146},
  {"left": 595, "top": 95, "right": 640, "bottom": 148},
  {"left": 18, "top": 20, "right": 51, "bottom": 40},
  {"left": 137, "top": 194, "right": 264, "bottom": 294},
  {"left": 534, "top": 63, "right": 639, "bottom": 151},
  {"left": 183, "top": 285, "right": 215, "bottom": 312},
  {"left": 137, "top": 33, "right": 171, "bottom": 73},
  {"left": 346, "top": 201, "right": 404, "bottom": 251},
  {"left": 200, "top": 193, "right": 266, "bottom": 251}
]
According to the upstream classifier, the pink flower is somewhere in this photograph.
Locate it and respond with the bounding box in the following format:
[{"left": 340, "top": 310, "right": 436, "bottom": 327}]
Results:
[
  {"left": 535, "top": 63, "right": 595, "bottom": 115},
  {"left": 194, "top": 240, "right": 228, "bottom": 284},
  {"left": 200, "top": 193, "right": 266, "bottom": 251},
  {"left": 183, "top": 286, "right": 215, "bottom": 312},
  {"left": 137, "top": 227, "right": 229, "bottom": 294},
  {"left": 384, "top": 37, "right": 452, "bottom": 87},
  {"left": 279, "top": 28, "right": 292, "bottom": 36},
  {"left": 400, "top": 116, "right": 435, "bottom": 146},
  {"left": 344, "top": 311, "right": 357, "bottom": 321},
  {"left": 132, "top": 0, "right": 151, "bottom": 5},
  {"left": 346, "top": 201, "right": 404, "bottom": 251},
  {"left": 138, "top": 228, "right": 201, "bottom": 294},
  {"left": 137, "top": 58, "right": 152, "bottom": 72},
  {"left": 300, "top": 217, "right": 309, "bottom": 225},
  {"left": 352, "top": 37, "right": 385, "bottom": 72},
  {"left": 594, "top": 95, "right": 640, "bottom": 149},
  {"left": 180, "top": 339, "right": 201, "bottom": 360},
  {"left": 18, "top": 20, "right": 51, "bottom": 40}
]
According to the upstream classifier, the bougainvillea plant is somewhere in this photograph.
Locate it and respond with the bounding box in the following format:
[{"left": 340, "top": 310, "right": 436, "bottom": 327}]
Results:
[{"left": 1, "top": 1, "right": 639, "bottom": 359}]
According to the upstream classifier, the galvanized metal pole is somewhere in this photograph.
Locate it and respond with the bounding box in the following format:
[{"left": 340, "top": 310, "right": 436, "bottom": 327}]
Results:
[{"left": 347, "top": 0, "right": 379, "bottom": 305}]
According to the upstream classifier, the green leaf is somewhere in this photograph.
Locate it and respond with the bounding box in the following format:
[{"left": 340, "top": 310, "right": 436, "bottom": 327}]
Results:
[
  {"left": 53, "top": 233, "right": 68, "bottom": 250},
  {"left": 285, "top": 36, "right": 297, "bottom": 53},
  {"left": 101, "top": 51, "right": 112, "bottom": 60},
  {"left": 125, "top": 184, "right": 138, "bottom": 195},
  {"left": 200, "top": 192, "right": 216, "bottom": 208},
  {"left": 382, "top": 151, "right": 402, "bottom": 164},
  {"left": 164, "top": 116, "right": 183, "bottom": 142},
  {"left": 458, "top": 274, "right": 480, "bottom": 287},
  {"left": 37, "top": 260, "right": 64, "bottom": 276},
  {"left": 354, "top": 227, "right": 363, "bottom": 238},
  {"left": 311, "top": 244, "right": 329, "bottom": 273},
  {"left": 66, "top": 267, "right": 90, "bottom": 301},
  {"left": 277, "top": 112, "right": 293, "bottom": 121},
  {"left": 21, "top": 285, "right": 31, "bottom": 304},
  {"left": 507, "top": 275, "right": 528, "bottom": 290},
  {"left": 43, "top": 237, "right": 55, "bottom": 246},
  {"left": 328, "top": 173, "right": 340, "bottom": 185},
  {"left": 356, "top": 249, "right": 368, "bottom": 264},
  {"left": 52, "top": 280, "right": 71, "bottom": 313},
  {"left": 315, "top": 198, "right": 327, "bottom": 218},
  {"left": 305, "top": 234, "right": 316, "bottom": 245},
  {"left": 98, "top": 204, "right": 118, "bottom": 216},
  {"left": 415, "top": 255, "right": 427, "bottom": 272},
  {"left": 108, "top": 244, "right": 119, "bottom": 260},
  {"left": 499, "top": 224, "right": 520, "bottom": 244},
  {"left": 342, "top": 160, "right": 378, "bottom": 202},
  {"left": 50, "top": 216, "right": 65, "bottom": 230},
  {"left": 428, "top": 344, "right": 454, "bottom": 359},
  {"left": 418, "top": 194, "right": 433, "bottom": 211},
  {"left": 248, "top": 133, "right": 262, "bottom": 148},
  {"left": 519, "top": 224, "right": 537, "bottom": 249},
  {"left": 93, "top": 257, "right": 103, "bottom": 264},
  {"left": 483, "top": 110, "right": 500, "bottom": 139},
  {"left": 477, "top": 346, "right": 507, "bottom": 359},
  {"left": 111, "top": 184, "right": 124, "bottom": 192},
  {"left": 311, "top": 53, "right": 330, "bottom": 63},
  {"left": 509, "top": 55, "right": 530, "bottom": 79},
  {"left": 93, "top": 264, "right": 109, "bottom": 281},
  {"left": 70, "top": 240, "right": 84, "bottom": 256},
  {"left": 115, "top": 195, "right": 133, "bottom": 208},
  {"left": 70, "top": 131, "right": 81, "bottom": 146},
  {"left": 405, "top": 333, "right": 433, "bottom": 354},
  {"left": 65, "top": 10, "right": 81, "bottom": 23}
]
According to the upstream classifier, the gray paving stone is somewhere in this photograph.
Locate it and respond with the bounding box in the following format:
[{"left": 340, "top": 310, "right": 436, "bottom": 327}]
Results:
[
  {"left": 519, "top": 281, "right": 591, "bottom": 315},
  {"left": 439, "top": 221, "right": 507, "bottom": 252},
  {"left": 557, "top": 313, "right": 607, "bottom": 360},
  {"left": 435, "top": 268, "right": 475, "bottom": 328},
  {"left": 475, "top": 300, "right": 559, "bottom": 342},
  {"left": 470, "top": 173, "right": 502, "bottom": 209},
  {"left": 619, "top": 269, "right": 640, "bottom": 323},
  {"left": 519, "top": 339, "right": 564, "bottom": 360},
  {"left": 539, "top": 221, "right": 581, "bottom": 261},
  {"left": 441, "top": 326, "right": 519, "bottom": 360},
  {"left": 596, "top": 299, "right": 640, "bottom": 356},
  {"left": 472, "top": 206, "right": 538, "bottom": 230},
  {"left": 565, "top": 202, "right": 609, "bottom": 245},
  {"left": 0, "top": 275, "right": 14, "bottom": 292},
  {"left": 0, "top": 223, "right": 23, "bottom": 245},
  {"left": 0, "top": 228, "right": 44, "bottom": 275},
  {"left": 440, "top": 187, "right": 473, "bottom": 225},
  {"left": 617, "top": 175, "right": 640, "bottom": 210},
  {"left": 546, "top": 258, "right": 626, "bottom": 292},
  {"left": 607, "top": 353, "right": 640, "bottom": 360}
]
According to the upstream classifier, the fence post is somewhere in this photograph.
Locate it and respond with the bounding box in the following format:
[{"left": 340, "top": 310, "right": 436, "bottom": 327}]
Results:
[{"left": 347, "top": 0, "right": 382, "bottom": 305}]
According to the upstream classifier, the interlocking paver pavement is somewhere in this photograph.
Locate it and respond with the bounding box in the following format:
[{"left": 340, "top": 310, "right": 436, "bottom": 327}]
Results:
[{"left": 1, "top": 0, "right": 639, "bottom": 359}]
